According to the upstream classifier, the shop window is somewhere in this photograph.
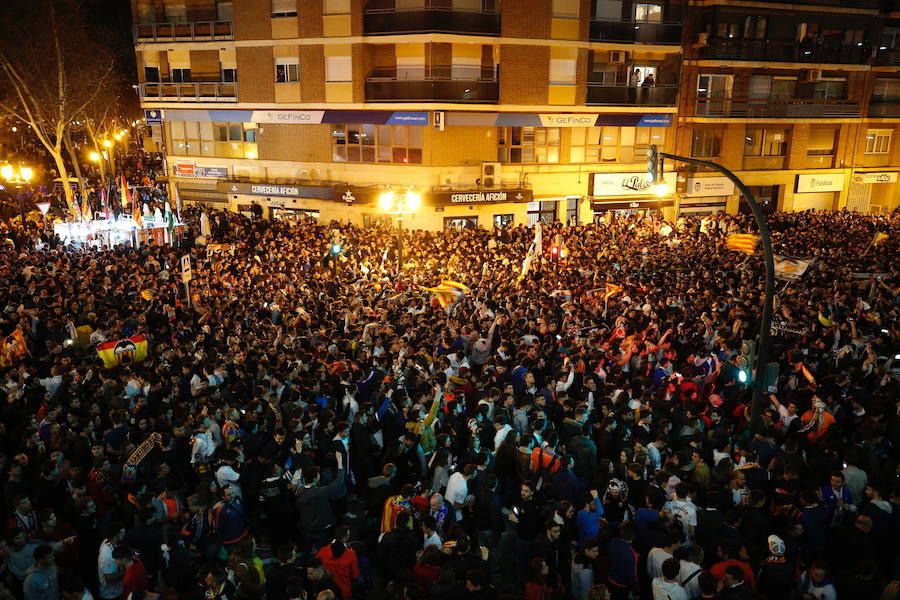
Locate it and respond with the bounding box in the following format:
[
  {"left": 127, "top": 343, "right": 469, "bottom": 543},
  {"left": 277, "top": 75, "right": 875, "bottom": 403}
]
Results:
[
  {"left": 527, "top": 201, "right": 557, "bottom": 225},
  {"left": 745, "top": 128, "right": 787, "bottom": 157},
  {"left": 497, "top": 127, "right": 561, "bottom": 164},
  {"left": 864, "top": 129, "right": 892, "bottom": 154},
  {"left": 332, "top": 124, "right": 423, "bottom": 164},
  {"left": 493, "top": 214, "right": 513, "bottom": 228},
  {"left": 171, "top": 68, "right": 191, "bottom": 83},
  {"left": 565, "top": 197, "right": 579, "bottom": 225},
  {"left": 691, "top": 128, "right": 722, "bottom": 157},
  {"left": 444, "top": 216, "right": 479, "bottom": 230}
]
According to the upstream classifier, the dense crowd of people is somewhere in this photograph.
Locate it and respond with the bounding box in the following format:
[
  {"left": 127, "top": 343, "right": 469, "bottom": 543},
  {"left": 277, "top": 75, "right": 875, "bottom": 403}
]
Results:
[{"left": 0, "top": 206, "right": 897, "bottom": 600}]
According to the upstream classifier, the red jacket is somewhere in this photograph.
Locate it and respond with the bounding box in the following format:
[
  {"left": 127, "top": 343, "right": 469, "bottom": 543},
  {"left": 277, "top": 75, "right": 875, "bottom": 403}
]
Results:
[{"left": 315, "top": 543, "right": 360, "bottom": 599}]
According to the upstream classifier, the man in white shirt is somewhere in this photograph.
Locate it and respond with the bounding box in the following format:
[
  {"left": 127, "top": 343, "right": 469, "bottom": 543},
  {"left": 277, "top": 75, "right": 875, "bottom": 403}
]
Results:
[
  {"left": 663, "top": 483, "right": 698, "bottom": 547},
  {"left": 215, "top": 450, "right": 242, "bottom": 501},
  {"left": 97, "top": 526, "right": 125, "bottom": 600},
  {"left": 652, "top": 558, "right": 689, "bottom": 600},
  {"left": 422, "top": 516, "right": 442, "bottom": 550},
  {"left": 444, "top": 464, "right": 475, "bottom": 522},
  {"left": 677, "top": 546, "right": 704, "bottom": 598},
  {"left": 647, "top": 531, "right": 681, "bottom": 579}
]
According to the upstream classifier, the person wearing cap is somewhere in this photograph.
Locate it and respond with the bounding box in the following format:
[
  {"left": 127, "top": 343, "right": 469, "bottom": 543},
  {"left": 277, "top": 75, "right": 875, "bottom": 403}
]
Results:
[{"left": 756, "top": 535, "right": 792, "bottom": 600}]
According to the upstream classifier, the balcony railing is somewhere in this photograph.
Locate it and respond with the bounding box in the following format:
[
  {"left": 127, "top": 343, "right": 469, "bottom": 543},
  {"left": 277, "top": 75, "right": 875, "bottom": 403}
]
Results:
[
  {"left": 139, "top": 82, "right": 237, "bottom": 103},
  {"left": 868, "top": 102, "right": 900, "bottom": 117},
  {"left": 364, "top": 6, "right": 500, "bottom": 35},
  {"left": 133, "top": 21, "right": 233, "bottom": 42},
  {"left": 695, "top": 97, "right": 861, "bottom": 117},
  {"left": 587, "top": 84, "right": 678, "bottom": 105},
  {"left": 589, "top": 19, "right": 683, "bottom": 44},
  {"left": 699, "top": 39, "right": 871, "bottom": 64},
  {"left": 365, "top": 66, "right": 498, "bottom": 103},
  {"left": 750, "top": 0, "right": 877, "bottom": 7},
  {"left": 875, "top": 48, "right": 900, "bottom": 66}
]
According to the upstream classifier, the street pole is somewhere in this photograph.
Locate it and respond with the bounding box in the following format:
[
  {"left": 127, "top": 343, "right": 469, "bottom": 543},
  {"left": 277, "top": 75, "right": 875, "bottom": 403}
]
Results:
[
  {"left": 660, "top": 153, "right": 775, "bottom": 434},
  {"left": 397, "top": 215, "right": 404, "bottom": 270}
]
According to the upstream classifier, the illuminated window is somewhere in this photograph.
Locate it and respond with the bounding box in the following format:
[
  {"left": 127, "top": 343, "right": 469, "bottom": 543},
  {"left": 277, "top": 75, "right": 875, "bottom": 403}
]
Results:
[
  {"left": 498, "top": 127, "right": 561, "bottom": 164},
  {"left": 745, "top": 128, "right": 787, "bottom": 157},
  {"left": 567, "top": 126, "right": 666, "bottom": 163},
  {"left": 275, "top": 60, "right": 300, "bottom": 83},
  {"left": 864, "top": 129, "right": 892, "bottom": 154}
]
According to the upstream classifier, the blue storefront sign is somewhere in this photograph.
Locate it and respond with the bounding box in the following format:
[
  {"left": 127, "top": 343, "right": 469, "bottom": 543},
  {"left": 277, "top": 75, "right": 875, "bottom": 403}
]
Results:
[
  {"left": 386, "top": 112, "right": 429, "bottom": 125},
  {"left": 144, "top": 109, "right": 163, "bottom": 125}
]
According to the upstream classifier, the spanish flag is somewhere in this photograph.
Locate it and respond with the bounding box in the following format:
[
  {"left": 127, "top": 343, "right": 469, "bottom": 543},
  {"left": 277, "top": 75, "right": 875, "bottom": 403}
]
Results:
[
  {"left": 422, "top": 280, "right": 471, "bottom": 314},
  {"left": 873, "top": 232, "right": 888, "bottom": 246},
  {"left": 725, "top": 233, "right": 760, "bottom": 254},
  {"left": 97, "top": 334, "right": 149, "bottom": 369},
  {"left": 603, "top": 282, "right": 624, "bottom": 301},
  {"left": 120, "top": 175, "right": 132, "bottom": 209},
  {"left": 0, "top": 328, "right": 28, "bottom": 366}
]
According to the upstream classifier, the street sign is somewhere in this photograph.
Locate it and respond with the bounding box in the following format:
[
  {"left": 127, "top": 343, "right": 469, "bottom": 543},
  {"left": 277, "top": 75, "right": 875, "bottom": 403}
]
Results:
[
  {"left": 180, "top": 254, "right": 192, "bottom": 283},
  {"left": 36, "top": 202, "right": 51, "bottom": 215},
  {"left": 144, "top": 109, "right": 163, "bottom": 125}
]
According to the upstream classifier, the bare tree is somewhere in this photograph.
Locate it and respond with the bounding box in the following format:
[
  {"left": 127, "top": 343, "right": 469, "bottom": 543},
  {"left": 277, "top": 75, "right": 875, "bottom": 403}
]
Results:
[{"left": 0, "top": 0, "right": 116, "bottom": 214}]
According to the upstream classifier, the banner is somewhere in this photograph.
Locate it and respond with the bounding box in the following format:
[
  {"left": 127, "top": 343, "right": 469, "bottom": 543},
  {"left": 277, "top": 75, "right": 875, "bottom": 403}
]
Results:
[
  {"left": 0, "top": 328, "right": 28, "bottom": 366},
  {"left": 97, "top": 334, "right": 149, "bottom": 369},
  {"left": 773, "top": 255, "right": 813, "bottom": 280}
]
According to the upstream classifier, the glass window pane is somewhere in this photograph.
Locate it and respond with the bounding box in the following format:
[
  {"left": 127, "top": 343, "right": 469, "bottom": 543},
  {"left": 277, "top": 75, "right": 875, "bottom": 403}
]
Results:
[
  {"left": 571, "top": 127, "right": 586, "bottom": 146},
  {"left": 522, "top": 147, "right": 534, "bottom": 163},
  {"left": 407, "top": 126, "right": 423, "bottom": 147},
  {"left": 378, "top": 146, "right": 392, "bottom": 162},
  {"left": 229, "top": 125, "right": 241, "bottom": 141},
  {"left": 361, "top": 124, "right": 375, "bottom": 145},
  {"left": 333, "top": 145, "right": 347, "bottom": 161},
  {"left": 547, "top": 128, "right": 560, "bottom": 146},
  {"left": 376, "top": 125, "right": 392, "bottom": 144},
  {"left": 547, "top": 147, "right": 559, "bottom": 162},
  {"left": 362, "top": 147, "right": 376, "bottom": 162},
  {"left": 348, "top": 146, "right": 361, "bottom": 161},
  {"left": 407, "top": 148, "right": 422, "bottom": 164},
  {"left": 601, "top": 146, "right": 617, "bottom": 161},
  {"left": 569, "top": 147, "right": 585, "bottom": 162},
  {"left": 601, "top": 127, "right": 617, "bottom": 145},
  {"left": 511, "top": 128, "right": 522, "bottom": 145},
  {"left": 199, "top": 121, "right": 214, "bottom": 140},
  {"left": 393, "top": 125, "right": 407, "bottom": 146},
  {"left": 620, "top": 127, "right": 635, "bottom": 146},
  {"left": 171, "top": 122, "right": 185, "bottom": 139},
  {"left": 535, "top": 129, "right": 547, "bottom": 146}
]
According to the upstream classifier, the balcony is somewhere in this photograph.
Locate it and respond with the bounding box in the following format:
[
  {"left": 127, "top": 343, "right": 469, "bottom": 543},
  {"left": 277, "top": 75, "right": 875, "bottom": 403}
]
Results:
[
  {"left": 869, "top": 102, "right": 900, "bottom": 117},
  {"left": 133, "top": 21, "right": 233, "bottom": 42},
  {"left": 750, "top": 0, "right": 877, "bottom": 7},
  {"left": 589, "top": 19, "right": 683, "bottom": 44},
  {"left": 363, "top": 6, "right": 500, "bottom": 35},
  {"left": 875, "top": 48, "right": 900, "bottom": 66},
  {"left": 365, "top": 66, "right": 498, "bottom": 103},
  {"left": 699, "top": 39, "right": 871, "bottom": 64},
  {"left": 587, "top": 84, "right": 678, "bottom": 105},
  {"left": 695, "top": 97, "right": 861, "bottom": 117},
  {"left": 139, "top": 82, "right": 237, "bottom": 103}
]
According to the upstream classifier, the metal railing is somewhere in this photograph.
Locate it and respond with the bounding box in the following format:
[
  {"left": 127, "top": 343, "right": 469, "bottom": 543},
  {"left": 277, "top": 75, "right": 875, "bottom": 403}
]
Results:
[
  {"left": 751, "top": 0, "right": 877, "bottom": 8},
  {"left": 587, "top": 83, "right": 678, "bottom": 105},
  {"left": 139, "top": 82, "right": 238, "bottom": 102},
  {"left": 868, "top": 102, "right": 900, "bottom": 117},
  {"left": 365, "top": 66, "right": 499, "bottom": 102},
  {"left": 133, "top": 20, "right": 233, "bottom": 42},
  {"left": 589, "top": 19, "right": 683, "bottom": 44},
  {"left": 699, "top": 39, "right": 871, "bottom": 64},
  {"left": 694, "top": 97, "right": 861, "bottom": 117},
  {"left": 364, "top": 6, "right": 500, "bottom": 35}
]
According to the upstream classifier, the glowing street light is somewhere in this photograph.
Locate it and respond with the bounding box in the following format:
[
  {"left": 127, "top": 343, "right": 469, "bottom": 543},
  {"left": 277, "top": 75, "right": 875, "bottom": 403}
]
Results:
[
  {"left": 1, "top": 163, "right": 34, "bottom": 225},
  {"left": 103, "top": 139, "right": 112, "bottom": 148},
  {"left": 89, "top": 151, "right": 101, "bottom": 162},
  {"left": 380, "top": 189, "right": 421, "bottom": 269}
]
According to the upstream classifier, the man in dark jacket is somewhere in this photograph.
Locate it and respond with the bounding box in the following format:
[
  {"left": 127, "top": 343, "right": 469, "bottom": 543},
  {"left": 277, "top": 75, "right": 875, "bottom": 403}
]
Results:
[
  {"left": 377, "top": 511, "right": 418, "bottom": 584},
  {"left": 295, "top": 452, "right": 345, "bottom": 554},
  {"left": 607, "top": 523, "right": 639, "bottom": 600}
]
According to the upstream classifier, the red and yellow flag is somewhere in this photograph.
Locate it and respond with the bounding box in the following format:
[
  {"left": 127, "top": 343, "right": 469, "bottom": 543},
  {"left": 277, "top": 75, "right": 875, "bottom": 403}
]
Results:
[
  {"left": 726, "top": 233, "right": 760, "bottom": 254},
  {"left": 97, "top": 334, "right": 149, "bottom": 369},
  {"left": 0, "top": 328, "right": 28, "bottom": 366}
]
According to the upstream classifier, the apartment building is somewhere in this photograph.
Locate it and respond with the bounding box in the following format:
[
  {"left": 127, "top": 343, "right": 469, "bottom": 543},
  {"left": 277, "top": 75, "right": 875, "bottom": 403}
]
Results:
[
  {"left": 132, "top": 0, "right": 899, "bottom": 228},
  {"left": 675, "top": 0, "right": 900, "bottom": 215}
]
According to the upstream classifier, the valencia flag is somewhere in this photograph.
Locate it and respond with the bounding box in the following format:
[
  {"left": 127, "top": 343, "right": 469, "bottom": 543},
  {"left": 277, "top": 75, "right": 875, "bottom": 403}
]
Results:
[{"left": 97, "top": 334, "right": 149, "bottom": 369}]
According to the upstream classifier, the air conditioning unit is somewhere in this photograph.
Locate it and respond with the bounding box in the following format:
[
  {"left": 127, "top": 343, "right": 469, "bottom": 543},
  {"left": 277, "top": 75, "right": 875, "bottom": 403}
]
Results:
[
  {"left": 481, "top": 162, "right": 501, "bottom": 188},
  {"left": 609, "top": 50, "right": 626, "bottom": 64},
  {"left": 695, "top": 33, "right": 709, "bottom": 46},
  {"left": 805, "top": 69, "right": 822, "bottom": 82}
]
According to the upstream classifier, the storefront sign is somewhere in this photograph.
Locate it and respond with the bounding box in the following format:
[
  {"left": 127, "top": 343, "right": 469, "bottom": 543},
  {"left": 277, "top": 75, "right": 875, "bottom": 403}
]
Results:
[
  {"left": 591, "top": 172, "right": 674, "bottom": 196},
  {"left": 853, "top": 172, "right": 898, "bottom": 184},
  {"left": 174, "top": 162, "right": 195, "bottom": 177},
  {"left": 539, "top": 114, "right": 599, "bottom": 127},
  {"left": 144, "top": 109, "right": 163, "bottom": 125},
  {"left": 796, "top": 173, "right": 845, "bottom": 194},
  {"left": 429, "top": 189, "right": 533, "bottom": 205},
  {"left": 217, "top": 181, "right": 335, "bottom": 200},
  {"left": 196, "top": 166, "right": 228, "bottom": 179},
  {"left": 249, "top": 110, "right": 325, "bottom": 124},
  {"left": 684, "top": 177, "right": 735, "bottom": 197}
]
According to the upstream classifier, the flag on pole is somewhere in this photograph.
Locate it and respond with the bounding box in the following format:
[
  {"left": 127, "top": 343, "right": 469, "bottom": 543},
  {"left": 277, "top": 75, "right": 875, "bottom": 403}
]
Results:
[
  {"left": 101, "top": 187, "right": 110, "bottom": 220},
  {"left": 872, "top": 232, "right": 888, "bottom": 246},
  {"left": 165, "top": 199, "right": 174, "bottom": 234},
  {"left": 520, "top": 222, "right": 543, "bottom": 279},
  {"left": 422, "top": 280, "right": 471, "bottom": 314},
  {"left": 81, "top": 197, "right": 92, "bottom": 222},
  {"left": 725, "top": 233, "right": 760, "bottom": 254},
  {"left": 120, "top": 175, "right": 133, "bottom": 209},
  {"left": 773, "top": 255, "right": 813, "bottom": 280},
  {"left": 603, "top": 282, "right": 624, "bottom": 301},
  {"left": 97, "top": 334, "right": 149, "bottom": 369}
]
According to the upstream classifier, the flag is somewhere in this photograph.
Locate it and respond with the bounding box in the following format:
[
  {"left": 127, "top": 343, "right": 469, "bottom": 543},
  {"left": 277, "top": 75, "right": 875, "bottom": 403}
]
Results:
[
  {"left": 140, "top": 289, "right": 154, "bottom": 301},
  {"left": 725, "top": 233, "right": 759, "bottom": 254},
  {"left": 773, "top": 255, "right": 812, "bottom": 280},
  {"left": 872, "top": 232, "right": 887, "bottom": 246},
  {"left": 133, "top": 198, "right": 143, "bottom": 227},
  {"left": 603, "top": 282, "right": 624, "bottom": 301},
  {"left": 165, "top": 199, "right": 174, "bottom": 233},
  {"left": 101, "top": 187, "right": 110, "bottom": 220},
  {"left": 97, "top": 334, "right": 149, "bottom": 369},
  {"left": 520, "top": 222, "right": 543, "bottom": 279},
  {"left": 423, "top": 280, "right": 471, "bottom": 314},
  {"left": 120, "top": 175, "right": 133, "bottom": 209},
  {"left": 0, "top": 328, "right": 28, "bottom": 366}
]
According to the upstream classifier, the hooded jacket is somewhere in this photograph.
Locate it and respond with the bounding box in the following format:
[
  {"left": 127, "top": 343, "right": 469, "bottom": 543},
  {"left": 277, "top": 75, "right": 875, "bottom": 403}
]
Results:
[{"left": 315, "top": 542, "right": 359, "bottom": 599}]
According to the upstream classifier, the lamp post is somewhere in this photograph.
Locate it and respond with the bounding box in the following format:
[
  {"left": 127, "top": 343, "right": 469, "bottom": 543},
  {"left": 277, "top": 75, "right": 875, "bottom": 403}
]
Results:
[
  {"left": 1, "top": 164, "right": 34, "bottom": 227},
  {"left": 379, "top": 189, "right": 421, "bottom": 270}
]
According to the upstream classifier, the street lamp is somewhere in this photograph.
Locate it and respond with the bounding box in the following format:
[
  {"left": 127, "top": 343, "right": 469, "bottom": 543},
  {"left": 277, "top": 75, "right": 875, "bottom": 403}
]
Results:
[
  {"left": 379, "top": 189, "right": 421, "bottom": 269},
  {"left": 89, "top": 151, "right": 101, "bottom": 163},
  {"left": 1, "top": 164, "right": 34, "bottom": 227}
]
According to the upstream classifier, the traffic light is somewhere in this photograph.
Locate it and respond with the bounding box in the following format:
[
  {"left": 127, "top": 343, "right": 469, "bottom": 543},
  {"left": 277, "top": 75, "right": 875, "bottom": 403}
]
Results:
[
  {"left": 647, "top": 144, "right": 659, "bottom": 184},
  {"left": 330, "top": 242, "right": 343, "bottom": 255},
  {"left": 551, "top": 245, "right": 560, "bottom": 258}
]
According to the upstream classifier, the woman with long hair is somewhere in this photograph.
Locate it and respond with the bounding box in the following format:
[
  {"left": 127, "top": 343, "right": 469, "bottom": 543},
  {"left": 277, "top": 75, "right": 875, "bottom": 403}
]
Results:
[{"left": 524, "top": 557, "right": 556, "bottom": 600}]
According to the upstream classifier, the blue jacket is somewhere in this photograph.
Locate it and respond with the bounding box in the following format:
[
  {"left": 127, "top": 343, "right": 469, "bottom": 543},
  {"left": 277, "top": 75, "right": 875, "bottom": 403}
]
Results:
[{"left": 607, "top": 537, "right": 639, "bottom": 592}]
